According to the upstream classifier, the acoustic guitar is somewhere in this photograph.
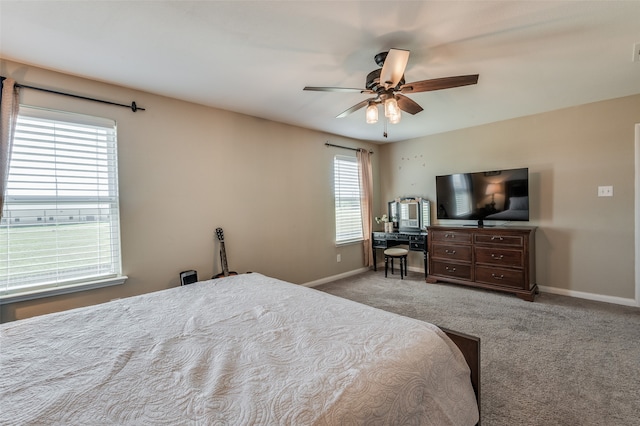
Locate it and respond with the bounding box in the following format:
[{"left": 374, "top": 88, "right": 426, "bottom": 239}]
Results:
[{"left": 213, "top": 227, "right": 238, "bottom": 278}]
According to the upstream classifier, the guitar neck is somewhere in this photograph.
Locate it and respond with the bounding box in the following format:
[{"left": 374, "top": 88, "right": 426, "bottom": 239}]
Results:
[{"left": 219, "top": 241, "right": 230, "bottom": 277}]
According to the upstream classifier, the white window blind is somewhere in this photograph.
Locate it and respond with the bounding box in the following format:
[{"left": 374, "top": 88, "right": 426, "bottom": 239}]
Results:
[
  {"left": 0, "top": 106, "right": 123, "bottom": 299},
  {"left": 334, "top": 155, "right": 363, "bottom": 243}
]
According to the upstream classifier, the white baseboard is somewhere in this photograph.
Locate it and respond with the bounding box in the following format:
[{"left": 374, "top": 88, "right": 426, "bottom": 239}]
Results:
[
  {"left": 538, "top": 285, "right": 639, "bottom": 307},
  {"left": 303, "top": 267, "right": 370, "bottom": 288},
  {"left": 373, "top": 262, "right": 424, "bottom": 273},
  {"left": 304, "top": 264, "right": 427, "bottom": 288}
]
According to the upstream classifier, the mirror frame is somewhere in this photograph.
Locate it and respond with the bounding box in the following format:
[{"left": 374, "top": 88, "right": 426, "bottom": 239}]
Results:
[{"left": 388, "top": 197, "right": 430, "bottom": 232}]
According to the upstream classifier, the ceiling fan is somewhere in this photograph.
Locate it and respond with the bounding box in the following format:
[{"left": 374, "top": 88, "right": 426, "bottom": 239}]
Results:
[{"left": 304, "top": 48, "right": 479, "bottom": 126}]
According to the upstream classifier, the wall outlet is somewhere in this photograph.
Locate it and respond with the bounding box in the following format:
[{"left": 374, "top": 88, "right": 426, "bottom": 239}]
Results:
[
  {"left": 598, "top": 186, "right": 613, "bottom": 197},
  {"left": 337, "top": 254, "right": 341, "bottom": 262},
  {"left": 634, "top": 42, "right": 640, "bottom": 62}
]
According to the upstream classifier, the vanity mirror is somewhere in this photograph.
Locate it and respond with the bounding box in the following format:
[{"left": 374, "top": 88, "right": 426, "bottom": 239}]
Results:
[{"left": 388, "top": 197, "right": 430, "bottom": 232}]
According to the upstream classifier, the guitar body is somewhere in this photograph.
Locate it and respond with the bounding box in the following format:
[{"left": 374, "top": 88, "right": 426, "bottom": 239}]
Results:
[
  {"left": 212, "top": 270, "right": 238, "bottom": 279},
  {"left": 213, "top": 227, "right": 238, "bottom": 278}
]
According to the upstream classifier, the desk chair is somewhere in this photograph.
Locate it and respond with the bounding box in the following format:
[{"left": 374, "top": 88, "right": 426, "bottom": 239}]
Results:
[{"left": 384, "top": 247, "right": 409, "bottom": 279}]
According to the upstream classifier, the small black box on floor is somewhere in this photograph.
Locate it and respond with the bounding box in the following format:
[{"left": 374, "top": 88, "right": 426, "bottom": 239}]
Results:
[{"left": 179, "top": 270, "right": 198, "bottom": 286}]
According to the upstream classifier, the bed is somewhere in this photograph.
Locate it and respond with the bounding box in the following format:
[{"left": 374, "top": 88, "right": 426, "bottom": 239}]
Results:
[{"left": 0, "top": 273, "right": 480, "bottom": 425}]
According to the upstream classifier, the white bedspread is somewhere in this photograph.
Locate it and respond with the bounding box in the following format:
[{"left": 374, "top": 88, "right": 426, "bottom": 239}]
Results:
[{"left": 0, "top": 273, "right": 478, "bottom": 425}]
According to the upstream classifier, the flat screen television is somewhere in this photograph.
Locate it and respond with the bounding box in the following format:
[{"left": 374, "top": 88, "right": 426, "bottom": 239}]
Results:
[{"left": 435, "top": 167, "right": 529, "bottom": 226}]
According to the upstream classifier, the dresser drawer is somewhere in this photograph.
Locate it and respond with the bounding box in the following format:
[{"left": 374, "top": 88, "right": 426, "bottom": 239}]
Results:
[
  {"left": 475, "top": 266, "right": 524, "bottom": 288},
  {"left": 431, "top": 261, "right": 472, "bottom": 280},
  {"left": 432, "top": 244, "right": 472, "bottom": 262},
  {"left": 474, "top": 234, "right": 523, "bottom": 247},
  {"left": 431, "top": 230, "right": 472, "bottom": 244},
  {"left": 386, "top": 233, "right": 409, "bottom": 241},
  {"left": 408, "top": 234, "right": 425, "bottom": 250},
  {"left": 410, "top": 241, "right": 425, "bottom": 250},
  {"left": 475, "top": 247, "right": 523, "bottom": 267}
]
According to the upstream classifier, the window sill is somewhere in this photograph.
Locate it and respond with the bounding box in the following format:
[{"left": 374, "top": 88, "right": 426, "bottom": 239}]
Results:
[
  {"left": 0, "top": 275, "right": 128, "bottom": 305},
  {"left": 335, "top": 238, "right": 364, "bottom": 247}
]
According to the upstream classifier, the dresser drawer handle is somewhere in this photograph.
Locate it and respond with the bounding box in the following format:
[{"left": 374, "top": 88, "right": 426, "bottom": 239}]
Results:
[
  {"left": 491, "top": 273, "right": 505, "bottom": 280},
  {"left": 445, "top": 266, "right": 457, "bottom": 272},
  {"left": 491, "top": 253, "right": 504, "bottom": 260},
  {"left": 445, "top": 249, "right": 457, "bottom": 255},
  {"left": 491, "top": 236, "right": 504, "bottom": 241},
  {"left": 445, "top": 233, "right": 455, "bottom": 238}
]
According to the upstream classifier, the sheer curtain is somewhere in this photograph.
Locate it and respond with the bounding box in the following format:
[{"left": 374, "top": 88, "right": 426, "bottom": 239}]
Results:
[
  {"left": 357, "top": 148, "right": 373, "bottom": 267},
  {"left": 0, "top": 77, "right": 20, "bottom": 216}
]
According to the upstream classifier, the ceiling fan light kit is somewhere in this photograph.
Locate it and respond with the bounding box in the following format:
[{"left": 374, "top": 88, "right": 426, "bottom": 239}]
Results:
[
  {"left": 304, "top": 48, "right": 479, "bottom": 132},
  {"left": 384, "top": 97, "right": 400, "bottom": 118},
  {"left": 366, "top": 102, "right": 378, "bottom": 124}
]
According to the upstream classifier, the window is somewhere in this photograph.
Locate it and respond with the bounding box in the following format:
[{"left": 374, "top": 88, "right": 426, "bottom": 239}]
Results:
[
  {"left": 334, "top": 155, "right": 363, "bottom": 244},
  {"left": 0, "top": 106, "right": 124, "bottom": 302}
]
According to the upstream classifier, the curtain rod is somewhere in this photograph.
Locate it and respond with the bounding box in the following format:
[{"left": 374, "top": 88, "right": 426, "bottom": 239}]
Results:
[
  {"left": 1, "top": 76, "right": 145, "bottom": 112},
  {"left": 325, "top": 142, "right": 374, "bottom": 154}
]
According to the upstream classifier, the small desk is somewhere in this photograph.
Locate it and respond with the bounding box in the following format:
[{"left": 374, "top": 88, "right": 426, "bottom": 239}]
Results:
[{"left": 372, "top": 231, "right": 428, "bottom": 278}]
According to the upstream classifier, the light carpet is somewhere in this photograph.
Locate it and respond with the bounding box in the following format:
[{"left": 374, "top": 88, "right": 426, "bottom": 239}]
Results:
[{"left": 315, "top": 270, "right": 640, "bottom": 426}]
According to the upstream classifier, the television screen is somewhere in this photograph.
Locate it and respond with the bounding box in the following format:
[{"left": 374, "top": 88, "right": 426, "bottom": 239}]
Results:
[{"left": 436, "top": 168, "right": 529, "bottom": 225}]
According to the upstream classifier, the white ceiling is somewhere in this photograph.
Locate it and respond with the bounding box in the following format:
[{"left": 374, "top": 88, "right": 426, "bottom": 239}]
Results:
[{"left": 1, "top": 1, "right": 639, "bottom": 143}]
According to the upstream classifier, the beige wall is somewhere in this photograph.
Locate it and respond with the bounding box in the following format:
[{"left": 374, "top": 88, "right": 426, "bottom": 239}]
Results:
[
  {"left": 1, "top": 59, "right": 637, "bottom": 321},
  {"left": 379, "top": 94, "right": 640, "bottom": 301},
  {"left": 0, "top": 60, "right": 379, "bottom": 322}
]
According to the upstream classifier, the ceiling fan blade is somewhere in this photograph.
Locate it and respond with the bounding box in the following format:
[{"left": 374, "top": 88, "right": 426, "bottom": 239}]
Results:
[
  {"left": 336, "top": 99, "right": 374, "bottom": 118},
  {"left": 304, "top": 86, "right": 373, "bottom": 94},
  {"left": 395, "top": 94, "right": 423, "bottom": 115},
  {"left": 379, "top": 48, "right": 410, "bottom": 89},
  {"left": 400, "top": 74, "right": 479, "bottom": 94}
]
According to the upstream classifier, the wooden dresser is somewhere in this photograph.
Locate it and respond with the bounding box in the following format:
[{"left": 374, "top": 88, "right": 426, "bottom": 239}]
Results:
[{"left": 427, "top": 226, "right": 537, "bottom": 301}]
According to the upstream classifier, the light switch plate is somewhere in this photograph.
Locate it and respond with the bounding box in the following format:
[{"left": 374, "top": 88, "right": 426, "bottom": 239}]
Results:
[{"left": 598, "top": 186, "right": 613, "bottom": 197}]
